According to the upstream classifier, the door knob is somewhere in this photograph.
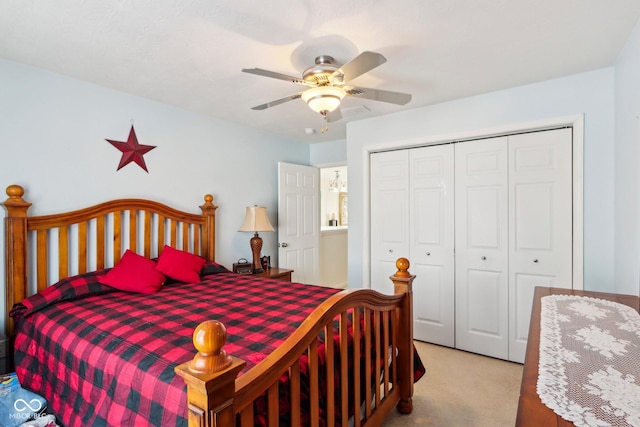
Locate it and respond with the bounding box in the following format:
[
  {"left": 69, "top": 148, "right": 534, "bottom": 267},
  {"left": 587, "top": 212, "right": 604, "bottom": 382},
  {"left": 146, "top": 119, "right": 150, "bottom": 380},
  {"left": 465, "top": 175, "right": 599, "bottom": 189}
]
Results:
[
  {"left": 389, "top": 249, "right": 394, "bottom": 253},
  {"left": 281, "top": 243, "right": 288, "bottom": 248},
  {"left": 533, "top": 259, "right": 539, "bottom": 263},
  {"left": 426, "top": 252, "right": 431, "bottom": 256},
  {"left": 481, "top": 256, "right": 486, "bottom": 260}
]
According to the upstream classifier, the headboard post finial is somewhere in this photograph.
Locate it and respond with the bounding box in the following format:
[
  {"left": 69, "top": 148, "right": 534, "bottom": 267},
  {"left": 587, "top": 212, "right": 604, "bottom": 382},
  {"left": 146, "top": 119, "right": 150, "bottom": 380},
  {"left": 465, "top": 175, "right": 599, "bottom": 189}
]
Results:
[
  {"left": 200, "top": 194, "right": 218, "bottom": 261},
  {"left": 3, "top": 185, "right": 32, "bottom": 338},
  {"left": 3, "top": 185, "right": 32, "bottom": 217}
]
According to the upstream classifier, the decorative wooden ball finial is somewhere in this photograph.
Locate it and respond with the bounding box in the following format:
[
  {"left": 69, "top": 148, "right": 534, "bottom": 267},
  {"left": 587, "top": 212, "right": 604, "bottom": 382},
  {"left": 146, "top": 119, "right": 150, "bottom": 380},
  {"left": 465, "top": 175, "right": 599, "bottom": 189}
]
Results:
[
  {"left": 203, "top": 194, "right": 214, "bottom": 204},
  {"left": 189, "top": 320, "right": 233, "bottom": 374},
  {"left": 394, "top": 257, "right": 411, "bottom": 278},
  {"left": 6, "top": 184, "right": 24, "bottom": 199}
]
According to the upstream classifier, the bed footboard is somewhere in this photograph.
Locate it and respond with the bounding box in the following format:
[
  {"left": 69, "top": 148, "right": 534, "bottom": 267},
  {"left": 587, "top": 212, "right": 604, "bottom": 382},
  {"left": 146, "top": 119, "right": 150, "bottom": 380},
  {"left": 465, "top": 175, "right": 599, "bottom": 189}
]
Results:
[{"left": 175, "top": 258, "right": 416, "bottom": 427}]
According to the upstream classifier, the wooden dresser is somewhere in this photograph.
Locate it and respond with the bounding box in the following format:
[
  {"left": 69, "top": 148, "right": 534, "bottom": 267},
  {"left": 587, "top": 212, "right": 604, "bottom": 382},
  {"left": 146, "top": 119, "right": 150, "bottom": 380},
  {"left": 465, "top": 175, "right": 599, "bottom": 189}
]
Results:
[{"left": 516, "top": 286, "right": 640, "bottom": 426}]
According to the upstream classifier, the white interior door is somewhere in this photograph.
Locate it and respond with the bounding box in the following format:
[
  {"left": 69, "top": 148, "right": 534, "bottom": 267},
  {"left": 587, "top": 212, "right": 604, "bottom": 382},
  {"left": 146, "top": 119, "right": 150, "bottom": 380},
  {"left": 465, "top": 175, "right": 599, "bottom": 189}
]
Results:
[
  {"left": 455, "top": 137, "right": 509, "bottom": 360},
  {"left": 370, "top": 150, "right": 409, "bottom": 295},
  {"left": 277, "top": 162, "right": 320, "bottom": 285},
  {"left": 508, "top": 128, "right": 573, "bottom": 362},
  {"left": 410, "top": 145, "right": 455, "bottom": 346}
]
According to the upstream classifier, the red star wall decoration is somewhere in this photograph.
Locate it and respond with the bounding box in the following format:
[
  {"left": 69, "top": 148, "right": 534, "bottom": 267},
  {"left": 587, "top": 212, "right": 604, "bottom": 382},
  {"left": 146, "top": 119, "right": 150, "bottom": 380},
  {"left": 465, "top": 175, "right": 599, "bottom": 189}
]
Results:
[{"left": 106, "top": 125, "right": 156, "bottom": 172}]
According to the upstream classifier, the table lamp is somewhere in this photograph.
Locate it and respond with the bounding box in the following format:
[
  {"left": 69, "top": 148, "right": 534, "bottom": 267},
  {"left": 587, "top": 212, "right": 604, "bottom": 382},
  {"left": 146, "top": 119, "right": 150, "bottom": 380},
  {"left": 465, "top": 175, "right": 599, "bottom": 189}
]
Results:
[{"left": 238, "top": 205, "right": 275, "bottom": 273}]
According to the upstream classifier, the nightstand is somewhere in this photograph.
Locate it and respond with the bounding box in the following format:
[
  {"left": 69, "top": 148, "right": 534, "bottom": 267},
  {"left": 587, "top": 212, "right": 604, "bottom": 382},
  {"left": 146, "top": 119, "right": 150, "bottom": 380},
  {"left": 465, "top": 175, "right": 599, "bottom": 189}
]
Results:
[{"left": 253, "top": 268, "right": 293, "bottom": 282}]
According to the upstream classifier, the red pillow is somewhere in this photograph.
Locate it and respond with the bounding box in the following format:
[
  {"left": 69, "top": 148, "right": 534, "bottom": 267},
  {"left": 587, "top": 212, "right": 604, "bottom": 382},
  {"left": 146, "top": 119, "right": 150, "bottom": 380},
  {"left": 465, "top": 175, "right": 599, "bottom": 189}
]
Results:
[
  {"left": 99, "top": 250, "right": 166, "bottom": 294},
  {"left": 156, "top": 245, "right": 206, "bottom": 283}
]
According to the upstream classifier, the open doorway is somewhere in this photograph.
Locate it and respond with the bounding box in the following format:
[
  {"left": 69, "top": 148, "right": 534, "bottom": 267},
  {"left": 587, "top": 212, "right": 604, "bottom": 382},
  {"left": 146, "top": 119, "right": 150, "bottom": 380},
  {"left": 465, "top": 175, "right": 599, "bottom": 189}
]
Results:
[{"left": 320, "top": 167, "right": 348, "bottom": 289}]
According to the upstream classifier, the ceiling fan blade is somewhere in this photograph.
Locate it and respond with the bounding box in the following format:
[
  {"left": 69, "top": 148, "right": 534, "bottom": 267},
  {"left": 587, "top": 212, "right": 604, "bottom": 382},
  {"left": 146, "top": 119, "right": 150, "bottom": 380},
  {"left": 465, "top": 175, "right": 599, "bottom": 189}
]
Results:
[
  {"left": 346, "top": 86, "right": 412, "bottom": 105},
  {"left": 251, "top": 93, "right": 302, "bottom": 110},
  {"left": 242, "top": 68, "right": 313, "bottom": 86},
  {"left": 331, "top": 51, "right": 387, "bottom": 83}
]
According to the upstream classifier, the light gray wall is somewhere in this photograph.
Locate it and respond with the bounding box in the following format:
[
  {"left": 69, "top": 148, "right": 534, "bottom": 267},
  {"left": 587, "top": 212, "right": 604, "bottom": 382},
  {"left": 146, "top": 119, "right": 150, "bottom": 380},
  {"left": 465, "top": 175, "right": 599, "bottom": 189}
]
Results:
[
  {"left": 310, "top": 139, "right": 347, "bottom": 167},
  {"left": 0, "top": 59, "right": 309, "bottom": 331},
  {"left": 614, "top": 18, "right": 640, "bottom": 295},
  {"left": 347, "top": 68, "right": 616, "bottom": 293}
]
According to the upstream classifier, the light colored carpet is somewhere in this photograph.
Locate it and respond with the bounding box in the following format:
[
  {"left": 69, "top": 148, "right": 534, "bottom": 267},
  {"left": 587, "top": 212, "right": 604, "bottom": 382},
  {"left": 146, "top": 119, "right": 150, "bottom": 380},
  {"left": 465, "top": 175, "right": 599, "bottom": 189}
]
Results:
[{"left": 383, "top": 341, "right": 523, "bottom": 427}]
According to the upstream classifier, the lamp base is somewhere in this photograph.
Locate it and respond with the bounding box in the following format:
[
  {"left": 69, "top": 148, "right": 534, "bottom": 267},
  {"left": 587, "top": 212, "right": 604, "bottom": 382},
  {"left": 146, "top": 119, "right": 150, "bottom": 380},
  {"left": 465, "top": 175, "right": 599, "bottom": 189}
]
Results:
[{"left": 250, "top": 233, "right": 264, "bottom": 274}]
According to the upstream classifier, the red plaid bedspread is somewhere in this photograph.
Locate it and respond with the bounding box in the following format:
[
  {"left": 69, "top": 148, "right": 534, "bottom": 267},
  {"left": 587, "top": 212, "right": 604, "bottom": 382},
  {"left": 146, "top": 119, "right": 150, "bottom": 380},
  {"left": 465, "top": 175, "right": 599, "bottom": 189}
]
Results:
[{"left": 11, "top": 270, "right": 425, "bottom": 426}]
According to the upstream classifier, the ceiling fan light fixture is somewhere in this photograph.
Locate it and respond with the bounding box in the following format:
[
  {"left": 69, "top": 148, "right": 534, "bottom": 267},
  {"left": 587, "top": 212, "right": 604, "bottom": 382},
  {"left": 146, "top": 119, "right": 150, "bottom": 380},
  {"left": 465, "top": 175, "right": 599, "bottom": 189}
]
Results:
[{"left": 301, "top": 86, "right": 346, "bottom": 113}]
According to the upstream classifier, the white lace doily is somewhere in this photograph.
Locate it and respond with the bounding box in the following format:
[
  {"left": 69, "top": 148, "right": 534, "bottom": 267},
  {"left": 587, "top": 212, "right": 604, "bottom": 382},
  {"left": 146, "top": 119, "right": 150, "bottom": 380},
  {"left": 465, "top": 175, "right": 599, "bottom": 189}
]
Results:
[{"left": 538, "top": 295, "right": 640, "bottom": 427}]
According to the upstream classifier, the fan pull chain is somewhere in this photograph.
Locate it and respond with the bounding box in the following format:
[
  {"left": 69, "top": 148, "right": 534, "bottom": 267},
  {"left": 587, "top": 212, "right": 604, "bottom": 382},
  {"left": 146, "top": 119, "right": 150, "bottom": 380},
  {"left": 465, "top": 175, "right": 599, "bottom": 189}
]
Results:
[{"left": 320, "top": 111, "right": 329, "bottom": 134}]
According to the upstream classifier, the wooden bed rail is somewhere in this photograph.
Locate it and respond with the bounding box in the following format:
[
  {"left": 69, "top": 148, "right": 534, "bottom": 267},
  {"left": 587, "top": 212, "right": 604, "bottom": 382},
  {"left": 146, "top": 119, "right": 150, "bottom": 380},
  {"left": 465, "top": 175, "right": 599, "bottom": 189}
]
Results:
[{"left": 175, "top": 258, "right": 416, "bottom": 427}]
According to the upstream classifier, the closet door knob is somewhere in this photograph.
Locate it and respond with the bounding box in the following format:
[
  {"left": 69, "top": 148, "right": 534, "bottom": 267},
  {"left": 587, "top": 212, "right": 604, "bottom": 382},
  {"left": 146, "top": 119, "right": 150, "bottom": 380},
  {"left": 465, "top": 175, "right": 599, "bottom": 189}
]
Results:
[
  {"left": 389, "top": 249, "right": 394, "bottom": 253},
  {"left": 533, "top": 259, "right": 539, "bottom": 263},
  {"left": 281, "top": 243, "right": 288, "bottom": 247},
  {"left": 426, "top": 252, "right": 431, "bottom": 256},
  {"left": 481, "top": 256, "right": 486, "bottom": 261}
]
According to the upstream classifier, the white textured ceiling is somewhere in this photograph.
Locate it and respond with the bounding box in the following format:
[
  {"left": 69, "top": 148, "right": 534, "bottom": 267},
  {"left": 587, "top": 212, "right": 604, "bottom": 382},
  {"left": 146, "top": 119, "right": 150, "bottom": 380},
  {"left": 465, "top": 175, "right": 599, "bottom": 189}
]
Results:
[{"left": 1, "top": 1, "right": 639, "bottom": 143}]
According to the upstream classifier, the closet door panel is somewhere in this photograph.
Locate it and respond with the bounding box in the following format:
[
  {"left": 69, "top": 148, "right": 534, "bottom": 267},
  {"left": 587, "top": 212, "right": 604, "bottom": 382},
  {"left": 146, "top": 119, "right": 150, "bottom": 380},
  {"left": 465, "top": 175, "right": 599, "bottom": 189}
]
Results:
[
  {"left": 370, "top": 150, "right": 409, "bottom": 295},
  {"left": 455, "top": 137, "right": 509, "bottom": 360},
  {"left": 466, "top": 269, "right": 502, "bottom": 336},
  {"left": 410, "top": 145, "right": 454, "bottom": 346},
  {"left": 508, "top": 128, "right": 573, "bottom": 362}
]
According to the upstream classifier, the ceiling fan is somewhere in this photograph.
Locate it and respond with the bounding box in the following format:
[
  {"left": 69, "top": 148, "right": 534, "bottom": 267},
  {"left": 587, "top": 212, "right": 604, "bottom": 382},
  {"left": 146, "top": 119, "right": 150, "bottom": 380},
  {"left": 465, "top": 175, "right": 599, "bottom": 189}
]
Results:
[{"left": 242, "top": 51, "right": 411, "bottom": 133}]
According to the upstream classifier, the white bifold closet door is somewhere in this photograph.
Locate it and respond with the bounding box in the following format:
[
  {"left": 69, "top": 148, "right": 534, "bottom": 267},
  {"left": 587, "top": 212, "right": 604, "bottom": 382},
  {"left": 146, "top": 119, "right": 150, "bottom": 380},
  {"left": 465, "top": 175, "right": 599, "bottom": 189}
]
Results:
[
  {"left": 454, "top": 137, "right": 510, "bottom": 359},
  {"left": 507, "top": 129, "right": 573, "bottom": 362},
  {"left": 371, "top": 146, "right": 455, "bottom": 347},
  {"left": 370, "top": 150, "right": 410, "bottom": 296},
  {"left": 454, "top": 129, "right": 573, "bottom": 362},
  {"left": 371, "top": 128, "right": 572, "bottom": 362},
  {"left": 409, "top": 145, "right": 455, "bottom": 347}
]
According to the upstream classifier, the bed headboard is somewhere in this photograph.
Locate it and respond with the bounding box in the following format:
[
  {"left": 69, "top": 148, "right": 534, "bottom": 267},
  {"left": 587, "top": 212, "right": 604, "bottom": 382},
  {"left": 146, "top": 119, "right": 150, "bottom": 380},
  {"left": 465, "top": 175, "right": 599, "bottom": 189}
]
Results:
[{"left": 2, "top": 184, "right": 217, "bottom": 338}]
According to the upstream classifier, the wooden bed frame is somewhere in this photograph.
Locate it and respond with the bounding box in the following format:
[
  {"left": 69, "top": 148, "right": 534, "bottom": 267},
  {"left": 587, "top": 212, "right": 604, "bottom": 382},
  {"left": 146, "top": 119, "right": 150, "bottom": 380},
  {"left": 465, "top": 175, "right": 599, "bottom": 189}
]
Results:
[{"left": 3, "top": 184, "right": 416, "bottom": 427}]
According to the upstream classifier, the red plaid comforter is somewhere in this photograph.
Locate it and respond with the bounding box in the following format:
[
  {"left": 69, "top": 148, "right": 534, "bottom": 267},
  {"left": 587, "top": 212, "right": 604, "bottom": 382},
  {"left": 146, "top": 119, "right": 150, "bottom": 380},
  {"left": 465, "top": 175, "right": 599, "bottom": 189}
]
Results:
[{"left": 11, "top": 269, "right": 425, "bottom": 426}]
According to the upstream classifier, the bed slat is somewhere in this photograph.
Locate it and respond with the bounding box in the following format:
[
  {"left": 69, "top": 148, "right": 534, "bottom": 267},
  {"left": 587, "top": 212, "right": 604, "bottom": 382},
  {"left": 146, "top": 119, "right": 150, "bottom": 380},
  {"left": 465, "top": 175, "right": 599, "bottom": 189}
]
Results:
[
  {"left": 309, "top": 339, "right": 319, "bottom": 426},
  {"left": 182, "top": 222, "right": 189, "bottom": 251},
  {"left": 391, "top": 311, "right": 398, "bottom": 385},
  {"left": 325, "top": 324, "right": 335, "bottom": 427},
  {"left": 339, "top": 312, "right": 348, "bottom": 427},
  {"left": 57, "top": 226, "right": 68, "bottom": 279},
  {"left": 158, "top": 215, "right": 165, "bottom": 255},
  {"left": 239, "top": 406, "right": 253, "bottom": 427},
  {"left": 129, "top": 210, "right": 137, "bottom": 254},
  {"left": 143, "top": 211, "right": 151, "bottom": 258},
  {"left": 194, "top": 226, "right": 201, "bottom": 257},
  {"left": 96, "top": 215, "right": 105, "bottom": 270},
  {"left": 36, "top": 230, "right": 48, "bottom": 293},
  {"left": 383, "top": 311, "right": 390, "bottom": 396},
  {"left": 170, "top": 220, "right": 177, "bottom": 248},
  {"left": 352, "top": 308, "right": 362, "bottom": 427},
  {"left": 374, "top": 311, "right": 382, "bottom": 409},
  {"left": 364, "top": 307, "right": 372, "bottom": 419},
  {"left": 78, "top": 221, "right": 87, "bottom": 274},
  {"left": 267, "top": 382, "right": 278, "bottom": 426},
  {"left": 290, "top": 361, "right": 301, "bottom": 427},
  {"left": 114, "top": 211, "right": 122, "bottom": 263}
]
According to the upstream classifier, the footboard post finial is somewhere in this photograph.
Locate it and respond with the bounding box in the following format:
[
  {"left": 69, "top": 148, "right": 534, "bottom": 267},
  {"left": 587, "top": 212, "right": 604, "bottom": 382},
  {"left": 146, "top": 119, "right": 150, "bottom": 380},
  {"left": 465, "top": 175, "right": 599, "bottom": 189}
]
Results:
[
  {"left": 390, "top": 257, "right": 416, "bottom": 414},
  {"left": 175, "top": 320, "right": 246, "bottom": 427}
]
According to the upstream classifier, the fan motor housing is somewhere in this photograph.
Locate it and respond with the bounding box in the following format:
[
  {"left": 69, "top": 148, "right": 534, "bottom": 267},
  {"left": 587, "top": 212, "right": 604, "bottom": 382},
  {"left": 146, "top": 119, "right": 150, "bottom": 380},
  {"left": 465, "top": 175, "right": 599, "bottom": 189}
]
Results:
[{"left": 303, "top": 55, "right": 340, "bottom": 85}]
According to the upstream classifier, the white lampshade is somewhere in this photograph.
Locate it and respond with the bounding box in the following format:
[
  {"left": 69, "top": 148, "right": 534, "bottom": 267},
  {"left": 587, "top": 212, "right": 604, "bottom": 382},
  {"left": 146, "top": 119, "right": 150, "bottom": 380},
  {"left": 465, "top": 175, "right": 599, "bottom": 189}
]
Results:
[
  {"left": 301, "top": 86, "right": 346, "bottom": 113},
  {"left": 238, "top": 206, "right": 275, "bottom": 232}
]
